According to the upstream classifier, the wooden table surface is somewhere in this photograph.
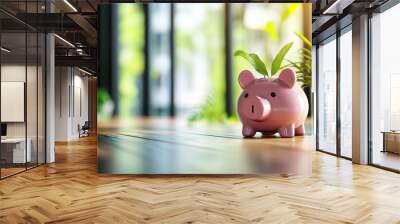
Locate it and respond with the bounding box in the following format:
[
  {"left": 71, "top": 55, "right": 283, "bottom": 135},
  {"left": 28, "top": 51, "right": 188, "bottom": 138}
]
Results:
[{"left": 97, "top": 118, "right": 313, "bottom": 175}]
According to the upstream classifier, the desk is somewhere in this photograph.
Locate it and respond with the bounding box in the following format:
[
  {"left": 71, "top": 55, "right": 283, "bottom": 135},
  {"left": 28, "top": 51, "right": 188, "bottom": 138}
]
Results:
[
  {"left": 1, "top": 138, "right": 31, "bottom": 163},
  {"left": 382, "top": 131, "right": 400, "bottom": 154}
]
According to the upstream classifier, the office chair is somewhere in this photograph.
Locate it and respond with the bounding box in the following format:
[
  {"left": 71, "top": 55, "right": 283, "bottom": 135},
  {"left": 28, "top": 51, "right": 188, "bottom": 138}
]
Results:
[{"left": 79, "top": 121, "right": 90, "bottom": 138}]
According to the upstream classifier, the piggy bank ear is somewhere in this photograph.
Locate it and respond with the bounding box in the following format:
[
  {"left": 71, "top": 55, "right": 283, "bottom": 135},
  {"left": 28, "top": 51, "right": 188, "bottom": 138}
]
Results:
[
  {"left": 277, "top": 68, "right": 296, "bottom": 88},
  {"left": 238, "top": 70, "right": 256, "bottom": 89}
]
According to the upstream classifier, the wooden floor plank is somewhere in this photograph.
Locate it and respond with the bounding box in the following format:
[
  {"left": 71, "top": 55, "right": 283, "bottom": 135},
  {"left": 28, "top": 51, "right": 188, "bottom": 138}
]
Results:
[{"left": 0, "top": 119, "right": 400, "bottom": 223}]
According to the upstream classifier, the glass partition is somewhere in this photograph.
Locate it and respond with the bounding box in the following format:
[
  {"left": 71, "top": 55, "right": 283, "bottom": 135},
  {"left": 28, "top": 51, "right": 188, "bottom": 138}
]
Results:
[
  {"left": 339, "top": 28, "right": 352, "bottom": 158},
  {"left": 27, "top": 30, "right": 38, "bottom": 169},
  {"left": 0, "top": 2, "right": 46, "bottom": 179},
  {"left": 38, "top": 32, "right": 45, "bottom": 165},
  {"left": 371, "top": 4, "right": 400, "bottom": 171},
  {"left": 317, "top": 36, "right": 337, "bottom": 154},
  {"left": 1, "top": 30, "right": 28, "bottom": 177}
]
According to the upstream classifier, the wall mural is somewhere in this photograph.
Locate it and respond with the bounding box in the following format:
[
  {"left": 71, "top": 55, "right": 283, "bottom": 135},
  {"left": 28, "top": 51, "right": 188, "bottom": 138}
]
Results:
[{"left": 97, "top": 3, "right": 312, "bottom": 175}]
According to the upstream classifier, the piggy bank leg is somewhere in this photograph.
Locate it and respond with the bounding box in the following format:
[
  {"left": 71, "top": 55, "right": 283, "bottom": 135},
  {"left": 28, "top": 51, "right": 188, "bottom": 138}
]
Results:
[
  {"left": 242, "top": 126, "right": 256, "bottom": 138},
  {"left": 295, "top": 124, "right": 305, "bottom": 136},
  {"left": 278, "top": 124, "right": 295, "bottom": 138}
]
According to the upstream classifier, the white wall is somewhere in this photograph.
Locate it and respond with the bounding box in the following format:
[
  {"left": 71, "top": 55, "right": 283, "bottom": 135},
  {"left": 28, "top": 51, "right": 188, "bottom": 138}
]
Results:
[
  {"left": 71, "top": 72, "right": 89, "bottom": 138},
  {"left": 55, "top": 66, "right": 69, "bottom": 141},
  {"left": 1, "top": 65, "right": 26, "bottom": 140},
  {"left": 1, "top": 65, "right": 38, "bottom": 138},
  {"left": 55, "top": 67, "right": 89, "bottom": 141}
]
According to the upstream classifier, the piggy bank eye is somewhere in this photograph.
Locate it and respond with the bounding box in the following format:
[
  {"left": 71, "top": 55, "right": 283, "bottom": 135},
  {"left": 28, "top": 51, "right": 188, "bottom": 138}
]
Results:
[
  {"left": 270, "top": 92, "right": 276, "bottom": 97},
  {"left": 244, "top": 93, "right": 249, "bottom": 98}
]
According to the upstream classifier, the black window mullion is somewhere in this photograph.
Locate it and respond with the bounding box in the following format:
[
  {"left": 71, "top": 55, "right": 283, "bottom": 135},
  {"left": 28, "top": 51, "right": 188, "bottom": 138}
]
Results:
[
  {"left": 143, "top": 4, "right": 150, "bottom": 116},
  {"left": 336, "top": 27, "right": 341, "bottom": 157},
  {"left": 224, "top": 3, "right": 233, "bottom": 118},
  {"left": 25, "top": 0, "right": 28, "bottom": 171},
  {"left": 315, "top": 45, "right": 319, "bottom": 151},
  {"left": 36, "top": 0, "right": 39, "bottom": 167},
  {"left": 367, "top": 11, "right": 373, "bottom": 165},
  {"left": 44, "top": 0, "right": 47, "bottom": 164},
  {"left": 169, "top": 3, "right": 175, "bottom": 117}
]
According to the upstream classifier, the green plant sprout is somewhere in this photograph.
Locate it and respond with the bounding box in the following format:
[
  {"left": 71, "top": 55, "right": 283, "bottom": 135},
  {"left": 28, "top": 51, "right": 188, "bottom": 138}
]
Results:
[
  {"left": 234, "top": 32, "right": 312, "bottom": 90},
  {"left": 234, "top": 42, "right": 293, "bottom": 79},
  {"left": 284, "top": 32, "right": 312, "bottom": 89}
]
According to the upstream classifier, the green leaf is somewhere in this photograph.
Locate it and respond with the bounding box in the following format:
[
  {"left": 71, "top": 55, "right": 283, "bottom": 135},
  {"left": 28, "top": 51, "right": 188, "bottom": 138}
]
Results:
[
  {"left": 295, "top": 32, "right": 312, "bottom": 48},
  {"left": 234, "top": 50, "right": 269, "bottom": 77},
  {"left": 248, "top": 53, "right": 268, "bottom": 77},
  {"left": 234, "top": 50, "right": 252, "bottom": 63},
  {"left": 271, "top": 42, "right": 293, "bottom": 76}
]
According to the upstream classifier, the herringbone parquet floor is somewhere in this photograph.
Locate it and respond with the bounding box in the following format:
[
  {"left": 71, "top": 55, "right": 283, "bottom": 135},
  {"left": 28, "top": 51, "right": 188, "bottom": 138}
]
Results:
[{"left": 1, "top": 130, "right": 400, "bottom": 223}]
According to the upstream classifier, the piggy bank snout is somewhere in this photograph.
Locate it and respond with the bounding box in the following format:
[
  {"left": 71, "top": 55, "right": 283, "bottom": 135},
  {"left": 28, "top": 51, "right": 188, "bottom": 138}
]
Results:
[{"left": 243, "top": 96, "right": 271, "bottom": 121}]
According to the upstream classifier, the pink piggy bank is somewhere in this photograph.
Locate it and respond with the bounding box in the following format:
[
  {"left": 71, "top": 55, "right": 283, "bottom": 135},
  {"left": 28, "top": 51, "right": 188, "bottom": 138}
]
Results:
[{"left": 237, "top": 68, "right": 308, "bottom": 138}]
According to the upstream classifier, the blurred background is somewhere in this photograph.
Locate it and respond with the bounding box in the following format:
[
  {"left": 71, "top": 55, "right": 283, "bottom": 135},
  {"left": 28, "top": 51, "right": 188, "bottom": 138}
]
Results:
[{"left": 98, "top": 3, "right": 312, "bottom": 127}]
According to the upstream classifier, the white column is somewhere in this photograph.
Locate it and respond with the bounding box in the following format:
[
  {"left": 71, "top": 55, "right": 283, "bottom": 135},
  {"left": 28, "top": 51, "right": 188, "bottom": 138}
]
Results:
[
  {"left": 46, "top": 33, "right": 55, "bottom": 163},
  {"left": 352, "top": 14, "right": 369, "bottom": 164},
  {"left": 55, "top": 67, "right": 74, "bottom": 141}
]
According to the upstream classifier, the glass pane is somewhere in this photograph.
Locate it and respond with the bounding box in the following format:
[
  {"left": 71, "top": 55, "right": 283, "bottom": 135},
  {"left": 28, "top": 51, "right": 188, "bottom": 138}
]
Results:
[
  {"left": 26, "top": 0, "right": 40, "bottom": 169},
  {"left": 1, "top": 30, "right": 27, "bottom": 177},
  {"left": 174, "top": 3, "right": 225, "bottom": 121},
  {"left": 371, "top": 5, "right": 400, "bottom": 171},
  {"left": 317, "top": 37, "right": 337, "bottom": 154},
  {"left": 340, "top": 29, "right": 352, "bottom": 158},
  {"left": 27, "top": 30, "right": 38, "bottom": 169},
  {"left": 38, "top": 33, "right": 45, "bottom": 164},
  {"left": 149, "top": 4, "right": 171, "bottom": 116}
]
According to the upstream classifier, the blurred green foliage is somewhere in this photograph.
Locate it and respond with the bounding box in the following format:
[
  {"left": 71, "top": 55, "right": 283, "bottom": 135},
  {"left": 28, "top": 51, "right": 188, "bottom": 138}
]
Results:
[
  {"left": 284, "top": 32, "right": 312, "bottom": 89},
  {"left": 280, "top": 4, "right": 300, "bottom": 22},
  {"left": 264, "top": 21, "right": 278, "bottom": 43},
  {"left": 118, "top": 4, "right": 144, "bottom": 117},
  {"left": 112, "top": 3, "right": 309, "bottom": 123},
  {"left": 189, "top": 96, "right": 227, "bottom": 123},
  {"left": 180, "top": 5, "right": 225, "bottom": 123},
  {"left": 97, "top": 87, "right": 110, "bottom": 112}
]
